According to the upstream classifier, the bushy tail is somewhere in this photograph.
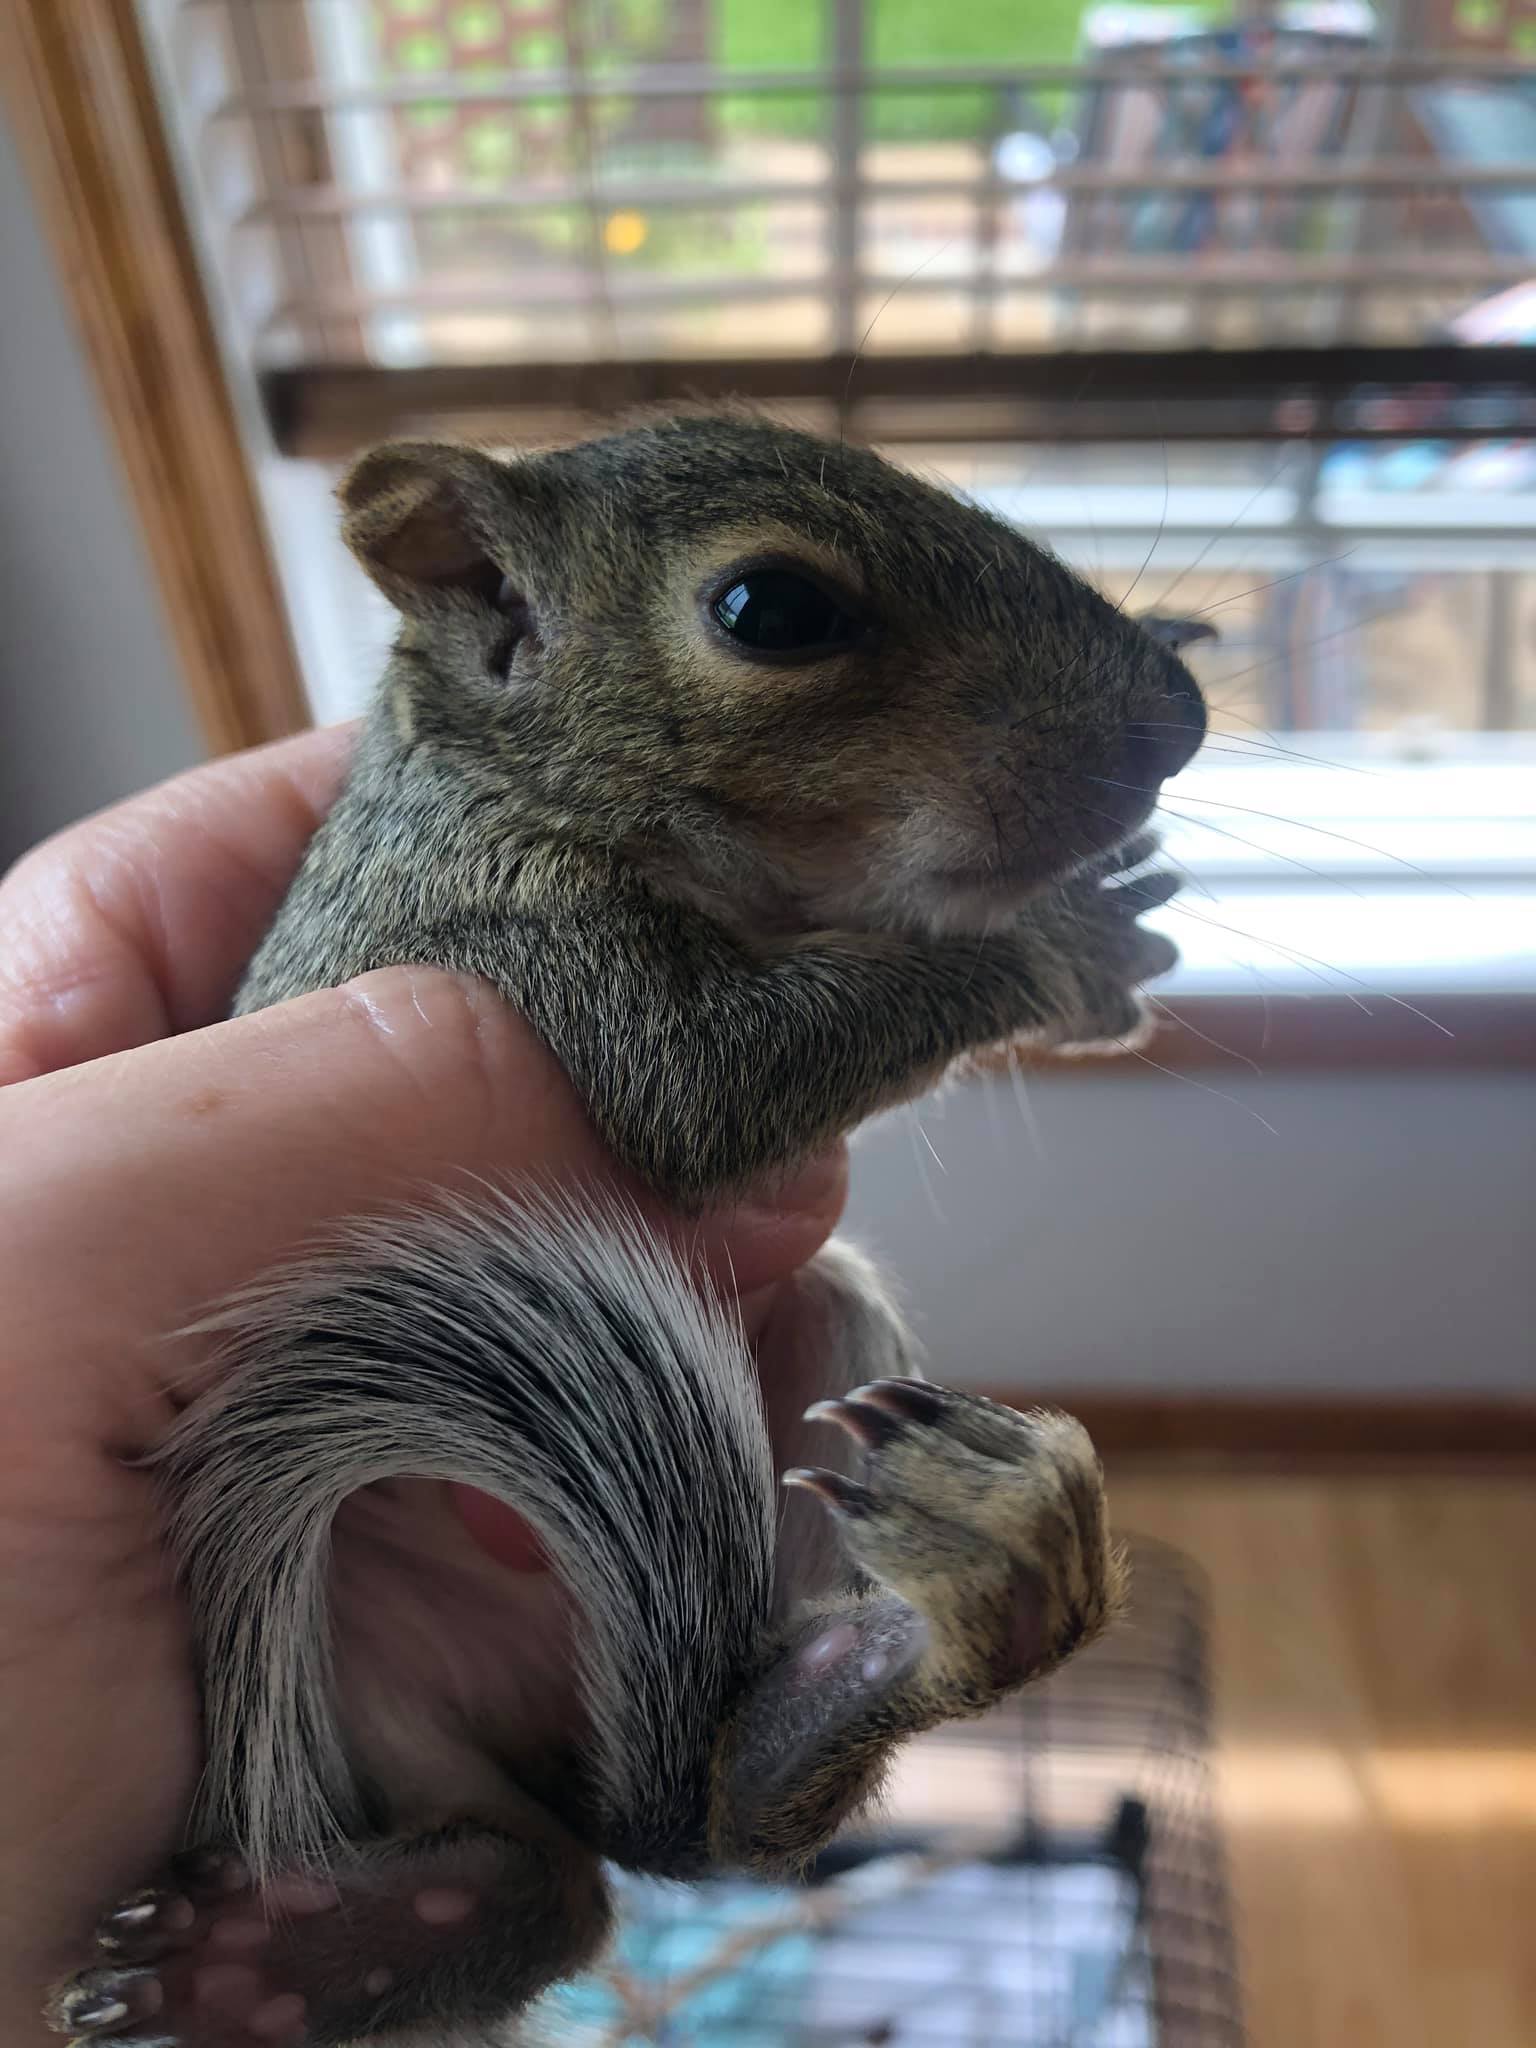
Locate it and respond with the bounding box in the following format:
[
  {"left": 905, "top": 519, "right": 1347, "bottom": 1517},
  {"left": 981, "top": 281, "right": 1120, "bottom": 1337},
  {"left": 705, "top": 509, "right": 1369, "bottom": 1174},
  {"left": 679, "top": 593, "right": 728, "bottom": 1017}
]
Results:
[{"left": 154, "top": 1187, "right": 776, "bottom": 1879}]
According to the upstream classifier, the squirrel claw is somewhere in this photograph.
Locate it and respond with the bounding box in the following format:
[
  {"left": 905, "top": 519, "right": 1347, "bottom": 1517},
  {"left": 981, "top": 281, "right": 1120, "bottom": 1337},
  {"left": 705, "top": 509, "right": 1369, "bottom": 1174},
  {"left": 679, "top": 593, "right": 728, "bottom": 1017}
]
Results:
[
  {"left": 845, "top": 1378, "right": 943, "bottom": 1422},
  {"left": 96, "top": 1892, "right": 196, "bottom": 1963},
  {"left": 801, "top": 1398, "right": 896, "bottom": 1451},
  {"left": 782, "top": 1467, "right": 875, "bottom": 1515},
  {"left": 803, "top": 1379, "right": 942, "bottom": 1450},
  {"left": 46, "top": 1964, "right": 167, "bottom": 2040},
  {"left": 168, "top": 1851, "right": 249, "bottom": 1900}
]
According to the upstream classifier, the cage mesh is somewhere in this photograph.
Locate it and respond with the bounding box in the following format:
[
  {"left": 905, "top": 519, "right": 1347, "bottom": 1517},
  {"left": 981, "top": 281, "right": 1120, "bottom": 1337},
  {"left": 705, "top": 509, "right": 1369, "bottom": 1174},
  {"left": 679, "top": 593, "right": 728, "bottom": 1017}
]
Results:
[{"left": 535, "top": 1533, "right": 1246, "bottom": 2047}]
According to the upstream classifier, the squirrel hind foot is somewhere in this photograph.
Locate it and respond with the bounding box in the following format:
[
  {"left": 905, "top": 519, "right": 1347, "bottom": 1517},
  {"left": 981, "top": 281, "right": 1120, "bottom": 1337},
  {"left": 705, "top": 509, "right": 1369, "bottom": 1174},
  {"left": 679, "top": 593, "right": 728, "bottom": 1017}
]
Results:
[{"left": 47, "top": 1828, "right": 609, "bottom": 2048}]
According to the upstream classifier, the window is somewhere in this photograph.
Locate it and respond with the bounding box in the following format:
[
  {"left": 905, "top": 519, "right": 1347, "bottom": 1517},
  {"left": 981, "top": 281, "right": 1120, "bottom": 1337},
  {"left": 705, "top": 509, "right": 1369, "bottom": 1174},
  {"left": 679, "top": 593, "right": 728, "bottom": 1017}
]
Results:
[
  {"left": 125, "top": 1, "right": 1536, "bottom": 1008},
  {"left": 142, "top": 1, "right": 1536, "bottom": 371}
]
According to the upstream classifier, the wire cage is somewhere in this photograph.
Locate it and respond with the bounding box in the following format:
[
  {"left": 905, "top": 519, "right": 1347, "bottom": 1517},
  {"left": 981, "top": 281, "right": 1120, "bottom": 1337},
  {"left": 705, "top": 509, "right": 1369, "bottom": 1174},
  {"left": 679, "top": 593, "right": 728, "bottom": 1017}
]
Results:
[{"left": 532, "top": 1534, "right": 1245, "bottom": 2048}]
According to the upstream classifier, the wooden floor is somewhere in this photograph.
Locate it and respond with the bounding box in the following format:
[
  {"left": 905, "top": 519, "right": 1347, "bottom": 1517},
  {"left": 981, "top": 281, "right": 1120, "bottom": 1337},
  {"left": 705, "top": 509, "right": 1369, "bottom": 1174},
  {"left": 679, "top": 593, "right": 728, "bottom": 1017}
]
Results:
[{"left": 1105, "top": 1465, "right": 1536, "bottom": 2048}]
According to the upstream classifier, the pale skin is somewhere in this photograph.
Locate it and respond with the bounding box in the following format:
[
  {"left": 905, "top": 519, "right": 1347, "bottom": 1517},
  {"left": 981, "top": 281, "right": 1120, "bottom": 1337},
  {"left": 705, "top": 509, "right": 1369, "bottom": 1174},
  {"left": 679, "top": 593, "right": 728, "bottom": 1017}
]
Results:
[{"left": 0, "top": 726, "right": 847, "bottom": 2046}]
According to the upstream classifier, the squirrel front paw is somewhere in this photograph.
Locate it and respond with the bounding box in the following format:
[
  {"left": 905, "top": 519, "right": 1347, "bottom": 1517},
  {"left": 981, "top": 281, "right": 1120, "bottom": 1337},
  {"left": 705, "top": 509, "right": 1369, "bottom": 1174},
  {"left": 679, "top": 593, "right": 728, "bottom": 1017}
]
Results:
[
  {"left": 788, "top": 1380, "right": 1126, "bottom": 1707},
  {"left": 716, "top": 1383, "right": 1124, "bottom": 1868},
  {"left": 1015, "top": 834, "right": 1183, "bottom": 1055}
]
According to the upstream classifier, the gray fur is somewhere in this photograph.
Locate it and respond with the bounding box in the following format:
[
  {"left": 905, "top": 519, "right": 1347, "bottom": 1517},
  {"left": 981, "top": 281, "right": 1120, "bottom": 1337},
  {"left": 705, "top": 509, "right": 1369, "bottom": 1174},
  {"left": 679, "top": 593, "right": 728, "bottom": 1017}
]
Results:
[
  {"left": 235, "top": 413, "right": 1202, "bottom": 1202},
  {"left": 159, "top": 1189, "right": 774, "bottom": 1883},
  {"left": 48, "top": 413, "right": 1200, "bottom": 2048}
]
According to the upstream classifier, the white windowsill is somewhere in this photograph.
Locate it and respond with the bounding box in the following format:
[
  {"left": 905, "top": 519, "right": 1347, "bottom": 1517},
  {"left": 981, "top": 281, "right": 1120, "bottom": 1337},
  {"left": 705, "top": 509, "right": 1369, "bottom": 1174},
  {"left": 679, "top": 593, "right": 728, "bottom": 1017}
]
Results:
[
  {"left": 1151, "top": 747, "right": 1536, "bottom": 998},
  {"left": 1149, "top": 883, "right": 1536, "bottom": 1000}
]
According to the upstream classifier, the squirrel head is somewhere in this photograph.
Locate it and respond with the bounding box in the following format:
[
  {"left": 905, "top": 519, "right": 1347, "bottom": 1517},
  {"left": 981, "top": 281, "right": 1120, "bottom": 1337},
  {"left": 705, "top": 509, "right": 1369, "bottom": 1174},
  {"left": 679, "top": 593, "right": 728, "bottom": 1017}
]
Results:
[{"left": 339, "top": 412, "right": 1207, "bottom": 936}]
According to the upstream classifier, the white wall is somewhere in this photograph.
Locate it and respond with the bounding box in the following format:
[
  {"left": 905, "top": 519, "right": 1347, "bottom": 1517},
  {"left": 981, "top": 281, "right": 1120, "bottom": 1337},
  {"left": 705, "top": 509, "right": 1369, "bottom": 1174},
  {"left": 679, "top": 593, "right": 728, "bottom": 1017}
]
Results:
[
  {"left": 845, "top": 1068, "right": 1535, "bottom": 1394},
  {"left": 0, "top": 105, "right": 202, "bottom": 869}
]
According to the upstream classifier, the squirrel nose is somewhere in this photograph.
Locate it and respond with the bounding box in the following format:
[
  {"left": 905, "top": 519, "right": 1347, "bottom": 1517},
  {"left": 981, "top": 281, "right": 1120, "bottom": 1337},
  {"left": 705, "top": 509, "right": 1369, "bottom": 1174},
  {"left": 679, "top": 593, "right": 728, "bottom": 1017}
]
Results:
[{"left": 1123, "top": 667, "right": 1207, "bottom": 789}]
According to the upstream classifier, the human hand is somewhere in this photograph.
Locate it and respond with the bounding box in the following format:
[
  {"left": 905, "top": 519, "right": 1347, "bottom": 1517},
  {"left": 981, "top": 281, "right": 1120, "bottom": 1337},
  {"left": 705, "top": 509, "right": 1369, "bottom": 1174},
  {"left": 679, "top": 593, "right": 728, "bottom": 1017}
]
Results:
[{"left": 0, "top": 728, "right": 846, "bottom": 2042}]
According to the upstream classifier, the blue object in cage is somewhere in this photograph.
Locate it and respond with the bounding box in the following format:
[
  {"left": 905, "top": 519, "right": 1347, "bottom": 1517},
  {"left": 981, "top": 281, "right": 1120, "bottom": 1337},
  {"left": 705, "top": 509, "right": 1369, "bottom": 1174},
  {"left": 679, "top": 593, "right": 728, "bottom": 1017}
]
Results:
[{"left": 537, "top": 1875, "right": 816, "bottom": 2045}]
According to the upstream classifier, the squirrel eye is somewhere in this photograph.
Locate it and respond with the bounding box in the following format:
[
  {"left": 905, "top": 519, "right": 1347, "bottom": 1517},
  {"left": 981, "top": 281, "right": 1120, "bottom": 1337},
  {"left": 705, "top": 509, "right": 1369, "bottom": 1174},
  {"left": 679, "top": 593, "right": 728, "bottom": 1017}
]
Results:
[{"left": 712, "top": 570, "right": 859, "bottom": 656}]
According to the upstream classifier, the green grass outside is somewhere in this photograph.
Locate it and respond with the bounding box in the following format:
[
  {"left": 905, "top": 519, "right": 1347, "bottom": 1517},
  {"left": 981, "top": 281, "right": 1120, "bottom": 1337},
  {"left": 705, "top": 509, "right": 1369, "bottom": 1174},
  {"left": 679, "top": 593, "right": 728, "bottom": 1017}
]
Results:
[
  {"left": 380, "top": 0, "right": 1229, "bottom": 267},
  {"left": 718, "top": 0, "right": 1088, "bottom": 76},
  {"left": 715, "top": 0, "right": 1224, "bottom": 141},
  {"left": 382, "top": 1, "right": 1229, "bottom": 157}
]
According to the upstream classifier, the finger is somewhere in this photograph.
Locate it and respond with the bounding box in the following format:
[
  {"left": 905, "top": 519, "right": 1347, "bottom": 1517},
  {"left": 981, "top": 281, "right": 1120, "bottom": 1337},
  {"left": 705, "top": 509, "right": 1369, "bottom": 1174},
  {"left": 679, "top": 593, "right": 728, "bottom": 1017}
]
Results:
[
  {"left": 0, "top": 967, "right": 846, "bottom": 1448},
  {"left": 0, "top": 724, "right": 355, "bottom": 1084}
]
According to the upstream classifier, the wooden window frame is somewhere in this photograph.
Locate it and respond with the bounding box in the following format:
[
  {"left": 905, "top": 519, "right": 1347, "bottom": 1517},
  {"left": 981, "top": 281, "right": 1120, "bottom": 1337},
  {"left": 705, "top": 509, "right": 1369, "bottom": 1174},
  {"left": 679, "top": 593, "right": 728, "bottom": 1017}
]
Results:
[
  {"left": 262, "top": 344, "right": 1536, "bottom": 462},
  {"left": 0, "top": 0, "right": 309, "bottom": 754}
]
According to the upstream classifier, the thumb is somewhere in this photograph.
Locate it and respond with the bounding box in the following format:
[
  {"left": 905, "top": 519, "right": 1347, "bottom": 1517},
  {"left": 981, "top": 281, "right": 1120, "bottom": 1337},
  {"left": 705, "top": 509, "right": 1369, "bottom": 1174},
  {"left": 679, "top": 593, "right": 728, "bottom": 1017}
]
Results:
[{"left": 0, "top": 967, "right": 846, "bottom": 1446}]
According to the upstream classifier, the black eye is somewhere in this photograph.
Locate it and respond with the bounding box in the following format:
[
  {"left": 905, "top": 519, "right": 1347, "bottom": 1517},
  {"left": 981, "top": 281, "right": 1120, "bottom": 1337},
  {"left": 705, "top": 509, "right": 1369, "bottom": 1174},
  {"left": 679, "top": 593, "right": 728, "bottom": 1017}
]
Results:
[{"left": 712, "top": 570, "right": 859, "bottom": 655}]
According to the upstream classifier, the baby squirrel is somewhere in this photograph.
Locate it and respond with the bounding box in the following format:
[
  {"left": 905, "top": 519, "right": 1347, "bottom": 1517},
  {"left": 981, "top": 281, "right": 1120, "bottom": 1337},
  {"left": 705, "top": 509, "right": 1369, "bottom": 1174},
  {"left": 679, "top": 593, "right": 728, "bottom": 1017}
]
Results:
[{"left": 48, "top": 412, "right": 1207, "bottom": 2048}]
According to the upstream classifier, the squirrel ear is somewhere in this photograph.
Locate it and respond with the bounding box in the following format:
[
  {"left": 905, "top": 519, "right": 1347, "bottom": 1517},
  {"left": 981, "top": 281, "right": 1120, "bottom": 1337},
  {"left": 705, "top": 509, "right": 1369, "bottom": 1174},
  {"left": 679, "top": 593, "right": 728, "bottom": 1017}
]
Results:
[
  {"left": 338, "top": 441, "right": 514, "bottom": 615},
  {"left": 1138, "top": 613, "right": 1219, "bottom": 653}
]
